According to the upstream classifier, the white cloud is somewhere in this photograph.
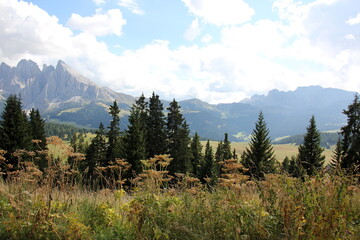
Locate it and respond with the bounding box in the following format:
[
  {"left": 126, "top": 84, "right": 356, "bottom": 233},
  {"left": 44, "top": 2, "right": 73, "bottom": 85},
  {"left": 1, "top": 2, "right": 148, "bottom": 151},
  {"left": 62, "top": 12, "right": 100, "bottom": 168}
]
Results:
[
  {"left": 345, "top": 34, "right": 355, "bottom": 40},
  {"left": 182, "top": 0, "right": 254, "bottom": 26},
  {"left": 347, "top": 12, "right": 360, "bottom": 25},
  {"left": 67, "top": 9, "right": 126, "bottom": 36},
  {"left": 93, "top": 0, "right": 106, "bottom": 6},
  {"left": 117, "top": 0, "right": 144, "bottom": 15},
  {"left": 201, "top": 34, "right": 213, "bottom": 43},
  {"left": 0, "top": 0, "right": 360, "bottom": 104},
  {"left": 184, "top": 18, "right": 201, "bottom": 41}
]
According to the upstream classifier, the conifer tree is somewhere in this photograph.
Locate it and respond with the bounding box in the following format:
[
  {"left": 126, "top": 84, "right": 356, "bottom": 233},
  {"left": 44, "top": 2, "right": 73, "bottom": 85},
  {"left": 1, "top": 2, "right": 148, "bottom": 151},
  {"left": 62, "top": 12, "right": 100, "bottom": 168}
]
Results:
[
  {"left": 106, "top": 100, "right": 123, "bottom": 164},
  {"left": 241, "top": 112, "right": 276, "bottom": 180},
  {"left": 146, "top": 92, "right": 167, "bottom": 157},
  {"left": 124, "top": 104, "right": 146, "bottom": 174},
  {"left": 282, "top": 156, "right": 291, "bottom": 173},
  {"left": 340, "top": 94, "right": 360, "bottom": 173},
  {"left": 29, "top": 108, "right": 47, "bottom": 170},
  {"left": 215, "top": 141, "right": 223, "bottom": 162},
  {"left": 29, "top": 108, "right": 46, "bottom": 150},
  {"left": 201, "top": 140, "right": 216, "bottom": 180},
  {"left": 190, "top": 132, "right": 203, "bottom": 178},
  {"left": 84, "top": 122, "right": 107, "bottom": 185},
  {"left": 0, "top": 95, "right": 30, "bottom": 165},
  {"left": 166, "top": 99, "right": 191, "bottom": 174},
  {"left": 222, "top": 133, "right": 232, "bottom": 160},
  {"left": 232, "top": 148, "right": 237, "bottom": 159},
  {"left": 297, "top": 116, "right": 325, "bottom": 176}
]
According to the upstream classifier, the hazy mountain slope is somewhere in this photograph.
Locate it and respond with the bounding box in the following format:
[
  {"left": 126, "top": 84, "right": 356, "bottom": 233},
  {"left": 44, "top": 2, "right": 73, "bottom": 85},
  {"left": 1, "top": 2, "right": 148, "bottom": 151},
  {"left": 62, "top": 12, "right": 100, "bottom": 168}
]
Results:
[{"left": 0, "top": 60, "right": 356, "bottom": 141}]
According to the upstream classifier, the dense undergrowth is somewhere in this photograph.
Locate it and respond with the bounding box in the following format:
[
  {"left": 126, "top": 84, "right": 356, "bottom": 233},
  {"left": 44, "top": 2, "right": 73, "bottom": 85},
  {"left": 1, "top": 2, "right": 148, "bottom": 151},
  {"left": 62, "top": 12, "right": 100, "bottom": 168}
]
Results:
[
  {"left": 0, "top": 139, "right": 359, "bottom": 239},
  {"left": 0, "top": 168, "right": 359, "bottom": 239}
]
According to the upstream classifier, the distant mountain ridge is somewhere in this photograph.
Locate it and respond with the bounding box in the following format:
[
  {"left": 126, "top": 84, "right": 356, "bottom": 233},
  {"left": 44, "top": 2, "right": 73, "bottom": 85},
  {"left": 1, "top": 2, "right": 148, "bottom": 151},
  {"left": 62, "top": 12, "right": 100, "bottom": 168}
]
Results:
[{"left": 0, "top": 59, "right": 356, "bottom": 141}]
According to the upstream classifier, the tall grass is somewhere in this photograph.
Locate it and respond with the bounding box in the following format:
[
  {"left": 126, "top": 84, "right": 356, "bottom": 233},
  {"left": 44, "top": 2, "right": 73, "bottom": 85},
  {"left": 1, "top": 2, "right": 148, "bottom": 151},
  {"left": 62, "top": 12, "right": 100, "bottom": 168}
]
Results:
[{"left": 0, "top": 141, "right": 359, "bottom": 239}]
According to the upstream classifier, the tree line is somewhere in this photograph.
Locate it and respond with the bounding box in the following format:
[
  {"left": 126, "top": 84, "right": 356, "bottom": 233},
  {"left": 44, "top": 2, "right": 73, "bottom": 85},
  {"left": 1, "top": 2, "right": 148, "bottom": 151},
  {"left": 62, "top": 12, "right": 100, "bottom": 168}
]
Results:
[{"left": 0, "top": 93, "right": 359, "bottom": 186}]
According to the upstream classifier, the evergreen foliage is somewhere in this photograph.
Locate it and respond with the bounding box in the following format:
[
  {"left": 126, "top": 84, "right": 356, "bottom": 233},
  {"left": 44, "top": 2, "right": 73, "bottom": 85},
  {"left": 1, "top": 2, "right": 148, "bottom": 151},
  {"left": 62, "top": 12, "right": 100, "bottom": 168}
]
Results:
[
  {"left": 106, "top": 100, "right": 123, "bottom": 163},
  {"left": 222, "top": 133, "right": 232, "bottom": 160},
  {"left": 45, "top": 122, "right": 93, "bottom": 139},
  {"left": 166, "top": 99, "right": 191, "bottom": 174},
  {"left": 340, "top": 94, "right": 360, "bottom": 174},
  {"left": 124, "top": 103, "right": 147, "bottom": 174},
  {"left": 190, "top": 132, "right": 203, "bottom": 178},
  {"left": 146, "top": 92, "right": 167, "bottom": 158},
  {"left": 84, "top": 122, "right": 107, "bottom": 186},
  {"left": 241, "top": 112, "right": 276, "bottom": 180},
  {"left": 0, "top": 95, "right": 31, "bottom": 165},
  {"left": 201, "top": 140, "right": 216, "bottom": 181},
  {"left": 297, "top": 116, "right": 325, "bottom": 176},
  {"left": 29, "top": 108, "right": 47, "bottom": 170},
  {"left": 29, "top": 108, "right": 47, "bottom": 150}
]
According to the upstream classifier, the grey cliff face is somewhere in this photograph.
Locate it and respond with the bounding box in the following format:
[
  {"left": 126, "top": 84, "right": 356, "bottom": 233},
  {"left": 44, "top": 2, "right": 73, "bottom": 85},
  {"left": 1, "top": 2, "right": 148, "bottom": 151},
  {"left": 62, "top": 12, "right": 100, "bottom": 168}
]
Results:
[{"left": 0, "top": 59, "right": 135, "bottom": 112}]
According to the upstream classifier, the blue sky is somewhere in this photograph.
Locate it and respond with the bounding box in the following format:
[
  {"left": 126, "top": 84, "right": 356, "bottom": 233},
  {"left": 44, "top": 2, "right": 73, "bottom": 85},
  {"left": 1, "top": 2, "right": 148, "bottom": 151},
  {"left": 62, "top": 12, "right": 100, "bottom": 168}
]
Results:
[{"left": 1, "top": 0, "right": 360, "bottom": 103}]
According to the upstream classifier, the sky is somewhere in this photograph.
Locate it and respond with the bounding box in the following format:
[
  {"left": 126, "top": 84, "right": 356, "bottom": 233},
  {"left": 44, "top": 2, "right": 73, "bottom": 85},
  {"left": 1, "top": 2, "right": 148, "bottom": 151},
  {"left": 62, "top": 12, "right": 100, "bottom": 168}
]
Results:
[{"left": 0, "top": 0, "right": 359, "bottom": 103}]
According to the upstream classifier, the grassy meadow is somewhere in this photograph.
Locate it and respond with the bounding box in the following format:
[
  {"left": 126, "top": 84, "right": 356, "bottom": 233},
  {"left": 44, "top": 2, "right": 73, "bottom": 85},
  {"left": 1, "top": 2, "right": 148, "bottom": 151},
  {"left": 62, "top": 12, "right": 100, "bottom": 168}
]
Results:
[
  {"left": 204, "top": 141, "right": 335, "bottom": 164},
  {"left": 0, "top": 138, "right": 358, "bottom": 239}
]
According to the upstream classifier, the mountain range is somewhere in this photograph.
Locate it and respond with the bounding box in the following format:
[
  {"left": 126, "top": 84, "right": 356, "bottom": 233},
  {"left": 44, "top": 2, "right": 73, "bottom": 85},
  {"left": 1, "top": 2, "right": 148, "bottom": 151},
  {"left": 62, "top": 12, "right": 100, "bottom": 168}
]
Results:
[{"left": 0, "top": 59, "right": 356, "bottom": 141}]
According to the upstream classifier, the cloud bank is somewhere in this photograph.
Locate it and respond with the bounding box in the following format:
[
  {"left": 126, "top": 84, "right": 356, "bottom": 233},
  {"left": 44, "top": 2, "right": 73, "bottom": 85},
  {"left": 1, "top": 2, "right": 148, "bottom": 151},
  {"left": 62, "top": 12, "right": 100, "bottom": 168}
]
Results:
[{"left": 0, "top": 0, "right": 359, "bottom": 104}]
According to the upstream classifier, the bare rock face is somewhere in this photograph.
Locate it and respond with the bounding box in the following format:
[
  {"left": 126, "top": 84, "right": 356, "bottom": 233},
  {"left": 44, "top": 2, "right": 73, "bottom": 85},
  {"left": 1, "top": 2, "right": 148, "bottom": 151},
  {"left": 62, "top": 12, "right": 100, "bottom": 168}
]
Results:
[{"left": 0, "top": 59, "right": 135, "bottom": 112}]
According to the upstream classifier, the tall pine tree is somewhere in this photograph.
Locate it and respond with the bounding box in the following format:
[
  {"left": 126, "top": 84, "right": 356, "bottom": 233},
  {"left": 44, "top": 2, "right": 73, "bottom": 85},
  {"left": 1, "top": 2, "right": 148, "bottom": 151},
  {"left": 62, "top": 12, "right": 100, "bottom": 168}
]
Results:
[
  {"left": 124, "top": 103, "right": 147, "bottom": 174},
  {"left": 29, "top": 108, "right": 47, "bottom": 170},
  {"left": 190, "top": 132, "right": 203, "bottom": 178},
  {"left": 340, "top": 94, "right": 360, "bottom": 174},
  {"left": 146, "top": 92, "right": 167, "bottom": 158},
  {"left": 84, "top": 122, "right": 107, "bottom": 185},
  {"left": 297, "top": 116, "right": 325, "bottom": 176},
  {"left": 0, "top": 95, "right": 30, "bottom": 166},
  {"left": 106, "top": 100, "right": 123, "bottom": 164},
  {"left": 222, "top": 133, "right": 232, "bottom": 161},
  {"left": 166, "top": 99, "right": 191, "bottom": 174},
  {"left": 241, "top": 112, "right": 276, "bottom": 180},
  {"left": 201, "top": 140, "right": 216, "bottom": 181},
  {"left": 29, "top": 108, "right": 46, "bottom": 150}
]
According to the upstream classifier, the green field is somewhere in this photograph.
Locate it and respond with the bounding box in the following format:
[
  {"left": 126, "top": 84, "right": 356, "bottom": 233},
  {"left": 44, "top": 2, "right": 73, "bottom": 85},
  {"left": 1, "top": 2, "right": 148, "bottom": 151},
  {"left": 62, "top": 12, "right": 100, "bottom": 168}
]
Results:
[{"left": 203, "top": 141, "right": 335, "bottom": 164}]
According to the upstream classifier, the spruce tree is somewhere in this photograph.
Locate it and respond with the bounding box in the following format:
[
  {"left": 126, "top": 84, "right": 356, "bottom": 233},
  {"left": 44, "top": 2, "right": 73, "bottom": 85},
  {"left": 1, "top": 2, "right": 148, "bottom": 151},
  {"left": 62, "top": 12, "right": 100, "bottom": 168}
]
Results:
[
  {"left": 29, "top": 108, "right": 47, "bottom": 170},
  {"left": 84, "top": 122, "right": 107, "bottom": 185},
  {"left": 29, "top": 108, "right": 46, "bottom": 150},
  {"left": 222, "top": 133, "right": 232, "bottom": 160},
  {"left": 340, "top": 94, "right": 360, "bottom": 173},
  {"left": 190, "top": 132, "right": 203, "bottom": 178},
  {"left": 124, "top": 104, "right": 147, "bottom": 174},
  {"left": 215, "top": 141, "right": 224, "bottom": 162},
  {"left": 106, "top": 100, "right": 123, "bottom": 164},
  {"left": 201, "top": 140, "right": 216, "bottom": 181},
  {"left": 241, "top": 112, "right": 276, "bottom": 180},
  {"left": 146, "top": 92, "right": 167, "bottom": 158},
  {"left": 297, "top": 116, "right": 325, "bottom": 176},
  {"left": 0, "top": 95, "right": 30, "bottom": 166},
  {"left": 166, "top": 99, "right": 191, "bottom": 174}
]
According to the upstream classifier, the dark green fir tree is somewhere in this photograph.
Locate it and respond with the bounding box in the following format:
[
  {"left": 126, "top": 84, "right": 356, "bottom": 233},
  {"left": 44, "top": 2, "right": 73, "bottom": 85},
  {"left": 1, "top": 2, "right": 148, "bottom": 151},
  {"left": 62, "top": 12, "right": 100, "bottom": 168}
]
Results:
[
  {"left": 340, "top": 94, "right": 360, "bottom": 174},
  {"left": 241, "top": 112, "right": 276, "bottom": 180},
  {"left": 146, "top": 92, "right": 167, "bottom": 158},
  {"left": 190, "top": 132, "right": 203, "bottom": 178},
  {"left": 124, "top": 103, "right": 147, "bottom": 174},
  {"left": 84, "top": 122, "right": 107, "bottom": 186},
  {"left": 106, "top": 100, "right": 123, "bottom": 164},
  {"left": 297, "top": 116, "right": 325, "bottom": 176},
  {"left": 0, "top": 95, "right": 31, "bottom": 166},
  {"left": 201, "top": 140, "right": 216, "bottom": 181},
  {"left": 166, "top": 99, "right": 191, "bottom": 174}
]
